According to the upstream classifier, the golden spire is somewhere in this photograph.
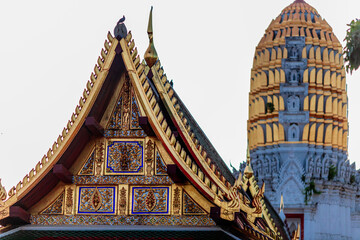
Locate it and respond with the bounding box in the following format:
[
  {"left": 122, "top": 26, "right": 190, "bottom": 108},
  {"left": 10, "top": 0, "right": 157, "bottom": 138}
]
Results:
[
  {"left": 292, "top": 224, "right": 301, "bottom": 240},
  {"left": 244, "top": 144, "right": 253, "bottom": 178},
  {"left": 280, "top": 193, "right": 284, "bottom": 212},
  {"left": 144, "top": 6, "right": 158, "bottom": 68},
  {"left": 279, "top": 193, "right": 286, "bottom": 221}
]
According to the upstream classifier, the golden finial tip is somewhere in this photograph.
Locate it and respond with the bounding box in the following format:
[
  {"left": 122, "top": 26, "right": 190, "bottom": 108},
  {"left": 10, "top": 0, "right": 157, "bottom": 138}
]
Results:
[
  {"left": 244, "top": 142, "right": 253, "bottom": 178},
  {"left": 144, "top": 6, "right": 158, "bottom": 68}
]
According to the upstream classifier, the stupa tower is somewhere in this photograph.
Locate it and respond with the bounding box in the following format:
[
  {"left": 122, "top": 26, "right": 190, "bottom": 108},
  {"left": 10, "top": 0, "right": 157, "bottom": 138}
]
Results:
[{"left": 247, "top": 0, "right": 357, "bottom": 239}]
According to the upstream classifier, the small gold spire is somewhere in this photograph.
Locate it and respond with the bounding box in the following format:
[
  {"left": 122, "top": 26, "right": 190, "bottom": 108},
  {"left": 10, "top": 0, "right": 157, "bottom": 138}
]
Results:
[
  {"left": 244, "top": 143, "right": 253, "bottom": 178},
  {"left": 144, "top": 6, "right": 158, "bottom": 68},
  {"left": 280, "top": 193, "right": 284, "bottom": 213},
  {"left": 292, "top": 223, "right": 301, "bottom": 240}
]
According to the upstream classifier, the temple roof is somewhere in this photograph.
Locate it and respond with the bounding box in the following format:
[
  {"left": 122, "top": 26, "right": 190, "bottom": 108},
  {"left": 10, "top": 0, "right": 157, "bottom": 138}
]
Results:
[{"left": 0, "top": 9, "right": 290, "bottom": 240}]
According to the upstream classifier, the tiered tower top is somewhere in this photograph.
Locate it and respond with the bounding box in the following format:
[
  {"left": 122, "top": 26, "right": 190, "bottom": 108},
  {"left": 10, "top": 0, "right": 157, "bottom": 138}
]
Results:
[{"left": 248, "top": 0, "right": 348, "bottom": 154}]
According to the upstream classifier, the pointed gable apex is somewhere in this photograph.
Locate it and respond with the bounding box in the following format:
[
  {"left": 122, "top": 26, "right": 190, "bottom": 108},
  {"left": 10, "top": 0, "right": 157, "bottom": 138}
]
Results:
[{"left": 0, "top": 15, "right": 289, "bottom": 240}]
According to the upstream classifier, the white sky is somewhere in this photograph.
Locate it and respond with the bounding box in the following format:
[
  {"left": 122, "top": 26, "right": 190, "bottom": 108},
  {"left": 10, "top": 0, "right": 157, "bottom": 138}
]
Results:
[{"left": 0, "top": 0, "right": 360, "bottom": 190}]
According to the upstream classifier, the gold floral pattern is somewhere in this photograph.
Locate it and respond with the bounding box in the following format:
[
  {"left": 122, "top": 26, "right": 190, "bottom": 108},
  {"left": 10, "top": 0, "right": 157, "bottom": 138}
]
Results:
[
  {"left": 78, "top": 187, "right": 115, "bottom": 214},
  {"left": 65, "top": 187, "right": 73, "bottom": 214},
  {"left": 79, "top": 150, "right": 95, "bottom": 175},
  {"left": 156, "top": 151, "right": 167, "bottom": 175},
  {"left": 183, "top": 191, "right": 205, "bottom": 215},
  {"left": 106, "top": 141, "right": 143, "bottom": 174},
  {"left": 119, "top": 187, "right": 127, "bottom": 215},
  {"left": 173, "top": 187, "right": 181, "bottom": 214},
  {"left": 41, "top": 191, "right": 64, "bottom": 215},
  {"left": 145, "top": 140, "right": 154, "bottom": 176},
  {"left": 132, "top": 187, "right": 169, "bottom": 214}
]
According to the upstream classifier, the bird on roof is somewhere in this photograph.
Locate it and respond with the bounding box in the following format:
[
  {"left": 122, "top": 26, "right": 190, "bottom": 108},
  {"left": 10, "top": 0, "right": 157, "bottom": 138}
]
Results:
[{"left": 114, "top": 15, "right": 127, "bottom": 40}]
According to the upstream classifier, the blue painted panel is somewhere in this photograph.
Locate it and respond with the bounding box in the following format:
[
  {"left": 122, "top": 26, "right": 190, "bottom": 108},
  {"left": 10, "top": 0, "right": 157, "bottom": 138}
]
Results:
[{"left": 131, "top": 187, "right": 169, "bottom": 215}]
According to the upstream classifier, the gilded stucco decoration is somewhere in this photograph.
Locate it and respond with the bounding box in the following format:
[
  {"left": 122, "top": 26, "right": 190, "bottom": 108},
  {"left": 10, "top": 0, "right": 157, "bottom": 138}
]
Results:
[
  {"left": 30, "top": 215, "right": 216, "bottom": 226},
  {"left": 78, "top": 187, "right": 116, "bottom": 214},
  {"left": 155, "top": 150, "right": 167, "bottom": 175},
  {"left": 65, "top": 187, "right": 74, "bottom": 215},
  {"left": 183, "top": 191, "right": 205, "bottom": 215},
  {"left": 145, "top": 139, "right": 154, "bottom": 176},
  {"left": 172, "top": 187, "right": 181, "bottom": 215},
  {"left": 95, "top": 139, "right": 105, "bottom": 176},
  {"left": 106, "top": 141, "right": 143, "bottom": 174},
  {"left": 105, "top": 74, "right": 146, "bottom": 138},
  {"left": 73, "top": 175, "right": 173, "bottom": 185},
  {"left": 119, "top": 186, "right": 127, "bottom": 215},
  {"left": 122, "top": 79, "right": 131, "bottom": 129},
  {"left": 79, "top": 150, "right": 95, "bottom": 175},
  {"left": 41, "top": 191, "right": 65, "bottom": 215},
  {"left": 131, "top": 187, "right": 169, "bottom": 214},
  {"left": 131, "top": 93, "right": 141, "bottom": 129}
]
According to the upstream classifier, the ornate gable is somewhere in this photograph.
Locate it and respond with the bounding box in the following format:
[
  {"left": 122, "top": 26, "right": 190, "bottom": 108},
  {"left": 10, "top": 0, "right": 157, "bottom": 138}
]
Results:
[{"left": 0, "top": 9, "right": 290, "bottom": 240}]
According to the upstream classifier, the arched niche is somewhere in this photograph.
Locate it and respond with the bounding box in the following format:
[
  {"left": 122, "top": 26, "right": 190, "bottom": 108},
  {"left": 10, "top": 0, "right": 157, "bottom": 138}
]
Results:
[
  {"left": 288, "top": 124, "right": 300, "bottom": 141},
  {"left": 287, "top": 95, "right": 300, "bottom": 112},
  {"left": 289, "top": 70, "right": 299, "bottom": 85}
]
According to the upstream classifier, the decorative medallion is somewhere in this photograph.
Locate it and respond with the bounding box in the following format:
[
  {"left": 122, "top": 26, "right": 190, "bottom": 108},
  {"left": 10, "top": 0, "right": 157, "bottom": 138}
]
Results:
[
  {"left": 155, "top": 151, "right": 167, "bottom": 175},
  {"left": 131, "top": 187, "right": 169, "bottom": 214},
  {"left": 173, "top": 187, "right": 181, "bottom": 215},
  {"left": 41, "top": 191, "right": 64, "bottom": 215},
  {"left": 119, "top": 187, "right": 127, "bottom": 215},
  {"left": 78, "top": 187, "right": 116, "bottom": 214},
  {"left": 145, "top": 140, "right": 154, "bottom": 176},
  {"left": 183, "top": 191, "right": 205, "bottom": 215},
  {"left": 145, "top": 188, "right": 156, "bottom": 211},
  {"left": 106, "top": 141, "right": 143, "bottom": 174},
  {"left": 0, "top": 209, "right": 8, "bottom": 217},
  {"left": 79, "top": 150, "right": 95, "bottom": 175},
  {"left": 91, "top": 188, "right": 102, "bottom": 211}
]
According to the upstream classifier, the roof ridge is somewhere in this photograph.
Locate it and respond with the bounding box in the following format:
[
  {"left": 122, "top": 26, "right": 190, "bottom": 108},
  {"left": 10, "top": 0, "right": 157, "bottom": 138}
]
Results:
[
  {"left": 1, "top": 31, "right": 119, "bottom": 204},
  {"left": 148, "top": 60, "right": 235, "bottom": 188}
]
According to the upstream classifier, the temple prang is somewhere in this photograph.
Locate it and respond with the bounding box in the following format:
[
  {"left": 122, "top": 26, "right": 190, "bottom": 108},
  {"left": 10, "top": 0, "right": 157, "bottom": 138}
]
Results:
[{"left": 242, "top": 0, "right": 360, "bottom": 239}]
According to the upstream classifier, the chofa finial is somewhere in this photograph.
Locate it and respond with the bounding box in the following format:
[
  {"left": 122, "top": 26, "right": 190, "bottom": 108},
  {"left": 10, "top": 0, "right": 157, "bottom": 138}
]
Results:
[
  {"left": 144, "top": 6, "right": 158, "bottom": 68},
  {"left": 114, "top": 15, "right": 128, "bottom": 40},
  {"left": 0, "top": 178, "right": 7, "bottom": 201}
]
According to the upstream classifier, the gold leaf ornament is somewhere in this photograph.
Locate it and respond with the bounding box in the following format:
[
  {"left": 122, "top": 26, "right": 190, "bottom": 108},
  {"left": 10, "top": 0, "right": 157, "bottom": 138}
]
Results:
[
  {"left": 145, "top": 188, "right": 156, "bottom": 211},
  {"left": 91, "top": 188, "right": 102, "bottom": 211}
]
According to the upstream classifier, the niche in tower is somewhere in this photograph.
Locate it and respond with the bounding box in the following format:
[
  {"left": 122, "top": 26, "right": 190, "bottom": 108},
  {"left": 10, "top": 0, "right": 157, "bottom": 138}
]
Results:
[
  {"left": 289, "top": 46, "right": 299, "bottom": 60},
  {"left": 288, "top": 124, "right": 300, "bottom": 141},
  {"left": 287, "top": 95, "right": 300, "bottom": 112},
  {"left": 288, "top": 69, "right": 299, "bottom": 85}
]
